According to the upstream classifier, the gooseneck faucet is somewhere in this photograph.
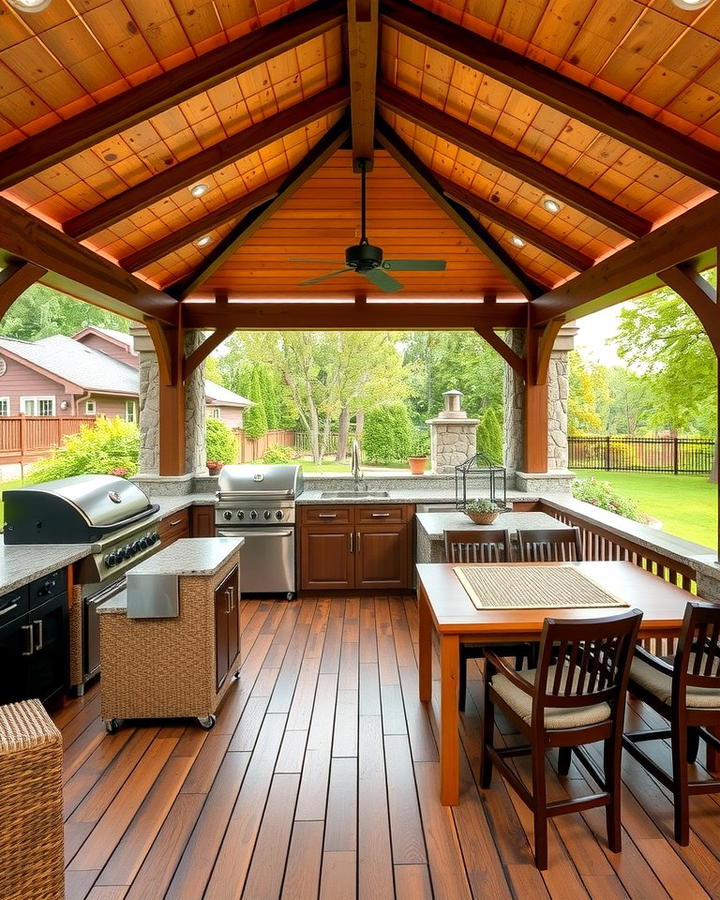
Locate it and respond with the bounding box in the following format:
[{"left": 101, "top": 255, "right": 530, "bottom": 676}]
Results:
[{"left": 351, "top": 439, "right": 364, "bottom": 491}]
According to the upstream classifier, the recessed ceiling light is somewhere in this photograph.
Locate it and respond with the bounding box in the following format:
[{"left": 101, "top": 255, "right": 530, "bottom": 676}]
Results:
[
  {"left": 195, "top": 235, "right": 213, "bottom": 248},
  {"left": 6, "top": 0, "right": 52, "bottom": 11},
  {"left": 672, "top": 0, "right": 711, "bottom": 9},
  {"left": 510, "top": 235, "right": 526, "bottom": 248},
  {"left": 542, "top": 197, "right": 562, "bottom": 214},
  {"left": 189, "top": 183, "right": 210, "bottom": 198}
]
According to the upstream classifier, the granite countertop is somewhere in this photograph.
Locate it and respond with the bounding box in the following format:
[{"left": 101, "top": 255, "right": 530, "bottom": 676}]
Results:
[
  {"left": 297, "top": 487, "right": 535, "bottom": 505},
  {"left": 128, "top": 536, "right": 244, "bottom": 577},
  {"left": 416, "top": 510, "right": 566, "bottom": 540},
  {"left": 0, "top": 543, "right": 94, "bottom": 594}
]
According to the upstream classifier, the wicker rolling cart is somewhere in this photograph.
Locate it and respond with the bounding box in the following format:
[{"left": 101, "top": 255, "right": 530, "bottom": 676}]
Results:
[
  {"left": 99, "top": 538, "right": 243, "bottom": 732},
  {"left": 0, "top": 699, "right": 64, "bottom": 900}
]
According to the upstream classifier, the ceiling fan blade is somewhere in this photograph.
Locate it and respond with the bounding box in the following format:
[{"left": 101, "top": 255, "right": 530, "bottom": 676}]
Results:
[
  {"left": 362, "top": 268, "right": 403, "bottom": 293},
  {"left": 300, "top": 268, "right": 352, "bottom": 286},
  {"left": 291, "top": 258, "right": 345, "bottom": 264},
  {"left": 383, "top": 259, "right": 447, "bottom": 271}
]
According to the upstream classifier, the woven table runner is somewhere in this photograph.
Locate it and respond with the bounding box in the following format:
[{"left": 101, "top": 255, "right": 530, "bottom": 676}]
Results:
[{"left": 454, "top": 564, "right": 629, "bottom": 610}]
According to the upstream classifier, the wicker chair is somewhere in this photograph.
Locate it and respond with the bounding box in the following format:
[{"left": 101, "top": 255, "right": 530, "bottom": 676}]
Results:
[
  {"left": 444, "top": 529, "right": 533, "bottom": 711},
  {"left": 623, "top": 601, "right": 720, "bottom": 845},
  {"left": 482, "top": 608, "right": 642, "bottom": 869},
  {"left": 516, "top": 526, "right": 583, "bottom": 563},
  {"left": 0, "top": 699, "right": 64, "bottom": 900}
]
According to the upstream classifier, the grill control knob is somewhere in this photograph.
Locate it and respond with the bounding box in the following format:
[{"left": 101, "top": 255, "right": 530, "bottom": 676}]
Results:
[
  {"left": 237, "top": 510, "right": 245, "bottom": 520},
  {"left": 263, "top": 510, "right": 272, "bottom": 520},
  {"left": 249, "top": 510, "right": 258, "bottom": 520},
  {"left": 116, "top": 548, "right": 126, "bottom": 561},
  {"left": 132, "top": 540, "right": 142, "bottom": 553},
  {"left": 223, "top": 510, "right": 232, "bottom": 520},
  {"left": 104, "top": 553, "right": 116, "bottom": 567},
  {"left": 139, "top": 537, "right": 148, "bottom": 549},
  {"left": 150, "top": 531, "right": 159, "bottom": 544},
  {"left": 126, "top": 544, "right": 135, "bottom": 557},
  {"left": 275, "top": 510, "right": 284, "bottom": 520}
]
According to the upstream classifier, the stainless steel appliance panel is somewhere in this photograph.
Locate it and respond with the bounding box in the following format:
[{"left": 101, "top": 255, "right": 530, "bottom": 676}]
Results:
[
  {"left": 216, "top": 527, "right": 295, "bottom": 594},
  {"left": 82, "top": 578, "right": 126, "bottom": 680},
  {"left": 126, "top": 573, "right": 179, "bottom": 619}
]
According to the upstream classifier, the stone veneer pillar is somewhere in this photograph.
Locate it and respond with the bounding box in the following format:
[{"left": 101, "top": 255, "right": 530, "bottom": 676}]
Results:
[
  {"left": 503, "top": 324, "right": 578, "bottom": 493},
  {"left": 132, "top": 325, "right": 207, "bottom": 476},
  {"left": 427, "top": 389, "right": 479, "bottom": 474}
]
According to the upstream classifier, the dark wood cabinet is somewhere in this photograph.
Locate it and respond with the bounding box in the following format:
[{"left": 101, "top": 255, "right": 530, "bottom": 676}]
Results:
[
  {"left": 191, "top": 505, "right": 215, "bottom": 537},
  {"left": 214, "top": 565, "right": 239, "bottom": 691},
  {"left": 299, "top": 504, "right": 413, "bottom": 591},
  {"left": 157, "top": 508, "right": 190, "bottom": 546}
]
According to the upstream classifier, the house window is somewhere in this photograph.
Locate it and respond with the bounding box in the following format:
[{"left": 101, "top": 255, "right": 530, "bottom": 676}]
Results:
[
  {"left": 85, "top": 400, "right": 96, "bottom": 415},
  {"left": 209, "top": 407, "right": 221, "bottom": 419},
  {"left": 125, "top": 400, "right": 137, "bottom": 423},
  {"left": 0, "top": 398, "right": 9, "bottom": 416},
  {"left": 21, "top": 397, "right": 55, "bottom": 416}
]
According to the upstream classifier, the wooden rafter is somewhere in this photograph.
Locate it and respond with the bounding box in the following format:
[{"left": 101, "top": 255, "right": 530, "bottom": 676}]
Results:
[
  {"left": 375, "top": 118, "right": 544, "bottom": 300},
  {"left": 347, "top": 0, "right": 380, "bottom": 171},
  {"left": 173, "top": 116, "right": 351, "bottom": 299},
  {"left": 531, "top": 194, "right": 720, "bottom": 325},
  {"left": 65, "top": 86, "right": 350, "bottom": 240},
  {"left": 474, "top": 327, "right": 524, "bottom": 377},
  {"left": 660, "top": 265, "right": 720, "bottom": 355},
  {"left": 0, "top": 0, "right": 345, "bottom": 191},
  {"left": 439, "top": 177, "right": 594, "bottom": 272},
  {"left": 381, "top": 0, "right": 720, "bottom": 193},
  {"left": 182, "top": 300, "right": 527, "bottom": 330},
  {"left": 0, "top": 198, "right": 177, "bottom": 324},
  {"left": 119, "top": 176, "right": 286, "bottom": 273},
  {"left": 0, "top": 261, "right": 46, "bottom": 319},
  {"left": 183, "top": 328, "right": 233, "bottom": 380},
  {"left": 376, "top": 82, "right": 651, "bottom": 240}
]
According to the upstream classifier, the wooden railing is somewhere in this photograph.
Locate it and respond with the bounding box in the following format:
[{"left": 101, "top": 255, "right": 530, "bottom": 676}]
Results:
[{"left": 0, "top": 416, "right": 96, "bottom": 465}]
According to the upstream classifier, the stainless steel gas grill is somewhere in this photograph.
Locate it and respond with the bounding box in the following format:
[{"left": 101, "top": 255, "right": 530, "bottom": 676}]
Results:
[{"left": 215, "top": 464, "right": 303, "bottom": 598}]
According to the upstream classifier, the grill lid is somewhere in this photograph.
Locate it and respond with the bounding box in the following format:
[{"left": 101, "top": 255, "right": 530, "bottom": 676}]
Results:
[{"left": 217, "top": 464, "right": 303, "bottom": 499}]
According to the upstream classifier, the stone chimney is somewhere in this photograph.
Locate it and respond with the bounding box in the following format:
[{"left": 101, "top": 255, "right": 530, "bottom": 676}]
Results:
[{"left": 427, "top": 390, "right": 479, "bottom": 474}]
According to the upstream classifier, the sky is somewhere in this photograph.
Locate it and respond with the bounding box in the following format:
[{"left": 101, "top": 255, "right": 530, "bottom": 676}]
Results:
[{"left": 573, "top": 303, "right": 627, "bottom": 367}]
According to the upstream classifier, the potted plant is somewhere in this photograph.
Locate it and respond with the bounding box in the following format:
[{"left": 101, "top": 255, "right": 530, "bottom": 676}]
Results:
[
  {"left": 206, "top": 460, "right": 223, "bottom": 476},
  {"left": 408, "top": 432, "right": 430, "bottom": 475},
  {"left": 464, "top": 498, "right": 500, "bottom": 525}
]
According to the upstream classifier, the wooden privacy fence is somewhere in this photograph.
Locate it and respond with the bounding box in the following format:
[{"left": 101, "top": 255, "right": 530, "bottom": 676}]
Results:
[
  {"left": 569, "top": 435, "right": 715, "bottom": 475},
  {"left": 233, "top": 428, "right": 296, "bottom": 463},
  {"left": 293, "top": 430, "right": 356, "bottom": 457},
  {"left": 0, "top": 416, "right": 96, "bottom": 466}
]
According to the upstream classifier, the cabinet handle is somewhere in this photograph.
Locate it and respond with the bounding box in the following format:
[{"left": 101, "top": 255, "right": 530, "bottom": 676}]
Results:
[
  {"left": 371, "top": 512, "right": 391, "bottom": 518},
  {"left": 356, "top": 531, "right": 361, "bottom": 552},
  {"left": 169, "top": 519, "right": 182, "bottom": 527},
  {"left": 318, "top": 513, "right": 337, "bottom": 519},
  {"left": 0, "top": 601, "right": 18, "bottom": 617},
  {"left": 228, "top": 585, "right": 235, "bottom": 610},
  {"left": 349, "top": 531, "right": 354, "bottom": 553},
  {"left": 33, "top": 619, "right": 43, "bottom": 651},
  {"left": 21, "top": 624, "right": 33, "bottom": 656},
  {"left": 225, "top": 590, "right": 232, "bottom": 614}
]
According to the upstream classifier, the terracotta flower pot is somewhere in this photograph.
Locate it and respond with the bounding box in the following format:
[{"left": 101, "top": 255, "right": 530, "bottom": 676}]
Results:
[
  {"left": 465, "top": 509, "right": 499, "bottom": 525},
  {"left": 408, "top": 456, "right": 427, "bottom": 475}
]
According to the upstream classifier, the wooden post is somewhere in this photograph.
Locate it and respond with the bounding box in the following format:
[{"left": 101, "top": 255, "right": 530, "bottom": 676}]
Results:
[
  {"left": 146, "top": 315, "right": 186, "bottom": 476},
  {"left": 523, "top": 382, "right": 549, "bottom": 473}
]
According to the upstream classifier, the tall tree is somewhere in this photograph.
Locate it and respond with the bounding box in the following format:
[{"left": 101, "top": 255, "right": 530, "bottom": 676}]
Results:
[
  {"left": 567, "top": 351, "right": 606, "bottom": 434},
  {"left": 0, "top": 284, "right": 129, "bottom": 339}
]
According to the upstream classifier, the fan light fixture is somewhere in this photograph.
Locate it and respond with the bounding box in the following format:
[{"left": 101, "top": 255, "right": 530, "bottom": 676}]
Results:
[
  {"left": 195, "top": 235, "right": 213, "bottom": 248},
  {"left": 6, "top": 0, "right": 52, "bottom": 10},
  {"left": 189, "top": 183, "right": 209, "bottom": 198},
  {"left": 510, "top": 235, "right": 526, "bottom": 248},
  {"left": 671, "top": 0, "right": 711, "bottom": 9},
  {"left": 542, "top": 197, "right": 562, "bottom": 214}
]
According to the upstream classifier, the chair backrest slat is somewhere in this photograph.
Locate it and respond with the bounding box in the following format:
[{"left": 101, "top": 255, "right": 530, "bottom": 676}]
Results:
[
  {"left": 675, "top": 602, "right": 720, "bottom": 691},
  {"left": 444, "top": 529, "right": 512, "bottom": 565},
  {"left": 517, "top": 527, "right": 583, "bottom": 563}
]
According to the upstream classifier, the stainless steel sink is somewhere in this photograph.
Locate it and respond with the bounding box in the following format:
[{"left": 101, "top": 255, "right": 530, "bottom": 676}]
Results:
[{"left": 320, "top": 490, "right": 391, "bottom": 499}]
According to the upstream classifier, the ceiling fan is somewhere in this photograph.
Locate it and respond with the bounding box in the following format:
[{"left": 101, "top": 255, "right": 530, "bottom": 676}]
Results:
[{"left": 291, "top": 158, "right": 446, "bottom": 293}]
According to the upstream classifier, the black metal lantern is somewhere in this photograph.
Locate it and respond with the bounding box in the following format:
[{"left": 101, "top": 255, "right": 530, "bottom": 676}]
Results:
[{"left": 454, "top": 452, "right": 507, "bottom": 510}]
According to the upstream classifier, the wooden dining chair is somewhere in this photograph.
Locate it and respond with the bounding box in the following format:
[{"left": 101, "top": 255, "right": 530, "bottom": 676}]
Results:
[
  {"left": 516, "top": 526, "right": 583, "bottom": 563},
  {"left": 444, "top": 529, "right": 533, "bottom": 710},
  {"left": 482, "top": 608, "right": 643, "bottom": 869},
  {"left": 622, "top": 601, "right": 720, "bottom": 845}
]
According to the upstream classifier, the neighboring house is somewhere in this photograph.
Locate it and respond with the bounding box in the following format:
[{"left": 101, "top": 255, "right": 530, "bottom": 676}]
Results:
[{"left": 0, "top": 327, "right": 251, "bottom": 426}]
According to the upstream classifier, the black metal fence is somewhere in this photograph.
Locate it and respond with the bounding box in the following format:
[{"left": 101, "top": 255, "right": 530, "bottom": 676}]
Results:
[{"left": 568, "top": 436, "right": 715, "bottom": 475}]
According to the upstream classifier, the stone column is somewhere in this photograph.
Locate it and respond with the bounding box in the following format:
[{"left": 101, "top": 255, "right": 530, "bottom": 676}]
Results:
[
  {"left": 427, "top": 389, "right": 479, "bottom": 474},
  {"left": 132, "top": 325, "right": 207, "bottom": 477}
]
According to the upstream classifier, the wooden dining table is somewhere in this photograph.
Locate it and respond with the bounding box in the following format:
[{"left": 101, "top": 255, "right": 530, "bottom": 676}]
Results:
[{"left": 416, "top": 560, "right": 695, "bottom": 806}]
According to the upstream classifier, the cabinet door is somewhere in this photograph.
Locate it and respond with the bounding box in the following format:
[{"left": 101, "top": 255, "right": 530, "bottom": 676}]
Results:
[
  {"left": 0, "top": 613, "right": 30, "bottom": 706},
  {"left": 157, "top": 509, "right": 191, "bottom": 546},
  {"left": 226, "top": 567, "right": 239, "bottom": 668},
  {"left": 214, "top": 582, "right": 230, "bottom": 691},
  {"left": 191, "top": 505, "right": 216, "bottom": 537},
  {"left": 355, "top": 525, "right": 410, "bottom": 589},
  {"left": 27, "top": 594, "right": 67, "bottom": 705},
  {"left": 300, "top": 527, "right": 354, "bottom": 590}
]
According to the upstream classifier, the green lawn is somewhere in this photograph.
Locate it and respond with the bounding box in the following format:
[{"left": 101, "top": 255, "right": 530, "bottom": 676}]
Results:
[{"left": 572, "top": 469, "right": 717, "bottom": 549}]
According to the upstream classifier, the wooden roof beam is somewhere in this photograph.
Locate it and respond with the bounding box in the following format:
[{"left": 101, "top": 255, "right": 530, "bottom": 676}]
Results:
[
  {"left": 0, "top": 0, "right": 345, "bottom": 191},
  {"left": 438, "top": 176, "right": 594, "bottom": 272},
  {"left": 660, "top": 265, "right": 720, "bottom": 356},
  {"left": 376, "top": 82, "right": 650, "bottom": 240},
  {"left": 65, "top": 86, "right": 350, "bottom": 240},
  {"left": 531, "top": 193, "right": 720, "bottom": 325},
  {"left": 182, "top": 301, "right": 527, "bottom": 330},
  {"left": 0, "top": 198, "right": 177, "bottom": 324},
  {"left": 375, "top": 118, "right": 544, "bottom": 300},
  {"left": 183, "top": 327, "right": 233, "bottom": 380},
  {"left": 119, "top": 176, "right": 286, "bottom": 272},
  {"left": 347, "top": 0, "right": 380, "bottom": 171},
  {"left": 381, "top": 0, "right": 720, "bottom": 193},
  {"left": 174, "top": 115, "right": 351, "bottom": 299},
  {"left": 0, "top": 261, "right": 46, "bottom": 319}
]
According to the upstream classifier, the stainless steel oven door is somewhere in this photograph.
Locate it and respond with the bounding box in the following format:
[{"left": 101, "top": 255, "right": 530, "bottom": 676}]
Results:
[
  {"left": 82, "top": 577, "right": 126, "bottom": 679},
  {"left": 216, "top": 527, "right": 295, "bottom": 595}
]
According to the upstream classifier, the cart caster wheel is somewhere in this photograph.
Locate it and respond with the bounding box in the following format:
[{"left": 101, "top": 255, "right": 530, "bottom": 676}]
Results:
[
  {"left": 197, "top": 715, "right": 216, "bottom": 730},
  {"left": 286, "top": 592, "right": 295, "bottom": 601},
  {"left": 105, "top": 719, "right": 120, "bottom": 734}
]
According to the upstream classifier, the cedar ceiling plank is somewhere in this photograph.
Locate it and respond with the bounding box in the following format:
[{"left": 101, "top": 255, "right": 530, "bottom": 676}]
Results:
[
  {"left": 375, "top": 118, "right": 544, "bottom": 300},
  {"left": 65, "top": 86, "right": 350, "bottom": 240},
  {"left": 382, "top": 0, "right": 720, "bottom": 193},
  {"left": 182, "top": 301, "right": 527, "bottom": 330},
  {"left": 0, "top": 261, "right": 46, "bottom": 318},
  {"left": 439, "top": 176, "right": 594, "bottom": 272},
  {"left": 347, "top": 0, "right": 380, "bottom": 171},
  {"left": 531, "top": 193, "right": 720, "bottom": 324},
  {"left": 172, "top": 115, "right": 351, "bottom": 299},
  {"left": 0, "top": 0, "right": 346, "bottom": 191},
  {"left": 376, "top": 82, "right": 650, "bottom": 240},
  {"left": 659, "top": 265, "right": 720, "bottom": 355},
  {"left": 119, "top": 175, "right": 286, "bottom": 272},
  {"left": 0, "top": 197, "right": 177, "bottom": 324}
]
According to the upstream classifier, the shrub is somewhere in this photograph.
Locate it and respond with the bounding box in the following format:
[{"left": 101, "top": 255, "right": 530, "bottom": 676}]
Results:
[
  {"left": 262, "top": 444, "right": 294, "bottom": 464},
  {"left": 27, "top": 418, "right": 140, "bottom": 482},
  {"left": 476, "top": 407, "right": 503, "bottom": 465},
  {"left": 206, "top": 418, "right": 237, "bottom": 465},
  {"left": 409, "top": 429, "right": 430, "bottom": 457},
  {"left": 571, "top": 477, "right": 648, "bottom": 523},
  {"left": 362, "top": 403, "right": 414, "bottom": 464}
]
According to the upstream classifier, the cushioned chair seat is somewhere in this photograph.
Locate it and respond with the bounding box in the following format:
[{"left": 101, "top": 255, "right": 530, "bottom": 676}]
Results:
[
  {"left": 630, "top": 656, "right": 720, "bottom": 709},
  {"left": 492, "top": 664, "right": 612, "bottom": 729}
]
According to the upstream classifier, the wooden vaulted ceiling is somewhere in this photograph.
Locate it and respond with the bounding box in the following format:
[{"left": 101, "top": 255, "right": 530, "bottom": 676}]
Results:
[{"left": 0, "top": 0, "right": 718, "bottom": 315}]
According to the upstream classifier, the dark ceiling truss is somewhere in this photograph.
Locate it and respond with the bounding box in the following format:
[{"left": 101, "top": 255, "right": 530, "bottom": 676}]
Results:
[
  {"left": 0, "top": 261, "right": 46, "bottom": 320},
  {"left": 381, "top": 0, "right": 720, "bottom": 193},
  {"left": 376, "top": 82, "right": 651, "bottom": 240}
]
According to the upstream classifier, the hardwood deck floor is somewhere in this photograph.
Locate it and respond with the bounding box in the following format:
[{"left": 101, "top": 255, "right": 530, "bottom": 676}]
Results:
[{"left": 56, "top": 596, "right": 720, "bottom": 899}]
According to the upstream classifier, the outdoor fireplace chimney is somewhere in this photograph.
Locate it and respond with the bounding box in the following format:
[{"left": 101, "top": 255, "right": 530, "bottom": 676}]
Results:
[{"left": 427, "top": 389, "right": 479, "bottom": 474}]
